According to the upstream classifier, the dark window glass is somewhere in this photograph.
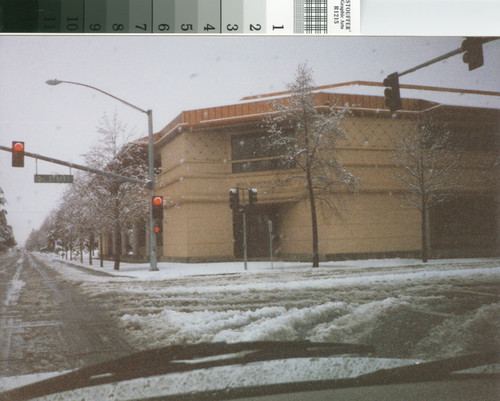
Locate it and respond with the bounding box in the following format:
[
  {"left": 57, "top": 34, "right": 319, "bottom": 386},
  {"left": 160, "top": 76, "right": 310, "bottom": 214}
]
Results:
[
  {"left": 232, "top": 136, "right": 257, "bottom": 160},
  {"left": 231, "top": 132, "right": 295, "bottom": 173}
]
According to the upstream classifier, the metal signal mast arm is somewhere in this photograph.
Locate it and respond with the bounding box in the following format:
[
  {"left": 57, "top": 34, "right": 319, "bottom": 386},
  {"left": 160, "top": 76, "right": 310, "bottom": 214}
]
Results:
[{"left": 0, "top": 145, "right": 149, "bottom": 188}]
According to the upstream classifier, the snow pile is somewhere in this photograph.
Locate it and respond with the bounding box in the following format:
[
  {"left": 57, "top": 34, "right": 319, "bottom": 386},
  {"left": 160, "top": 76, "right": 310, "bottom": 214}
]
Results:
[
  {"left": 213, "top": 301, "right": 348, "bottom": 343},
  {"left": 121, "top": 302, "right": 351, "bottom": 347},
  {"left": 310, "top": 297, "right": 411, "bottom": 342},
  {"left": 413, "top": 302, "right": 500, "bottom": 359}
]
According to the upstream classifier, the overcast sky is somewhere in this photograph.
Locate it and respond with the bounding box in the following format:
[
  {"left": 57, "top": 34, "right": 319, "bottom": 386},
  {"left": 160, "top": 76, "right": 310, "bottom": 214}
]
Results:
[{"left": 1, "top": 35, "right": 499, "bottom": 245}]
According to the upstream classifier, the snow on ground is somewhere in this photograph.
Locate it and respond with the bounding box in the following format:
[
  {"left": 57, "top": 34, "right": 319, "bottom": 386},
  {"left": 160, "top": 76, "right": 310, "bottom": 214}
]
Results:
[
  {"left": 0, "top": 371, "right": 71, "bottom": 392},
  {"left": 3, "top": 255, "right": 25, "bottom": 307},
  {"left": 1, "top": 255, "right": 499, "bottom": 397},
  {"left": 28, "top": 356, "right": 422, "bottom": 401},
  {"left": 38, "top": 252, "right": 500, "bottom": 283},
  {"left": 34, "top": 253, "right": 500, "bottom": 363}
]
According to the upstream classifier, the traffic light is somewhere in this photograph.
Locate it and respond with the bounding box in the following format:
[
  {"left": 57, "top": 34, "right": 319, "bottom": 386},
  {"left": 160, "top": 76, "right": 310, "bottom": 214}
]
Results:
[
  {"left": 229, "top": 188, "right": 239, "bottom": 211},
  {"left": 383, "top": 72, "right": 402, "bottom": 113},
  {"left": 152, "top": 196, "right": 163, "bottom": 220},
  {"left": 12, "top": 141, "right": 25, "bottom": 167},
  {"left": 462, "top": 37, "right": 484, "bottom": 71},
  {"left": 248, "top": 188, "right": 258, "bottom": 207}
]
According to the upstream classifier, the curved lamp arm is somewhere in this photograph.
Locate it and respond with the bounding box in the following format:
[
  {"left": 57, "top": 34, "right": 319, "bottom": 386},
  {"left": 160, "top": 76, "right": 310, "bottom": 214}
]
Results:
[{"left": 45, "top": 79, "right": 148, "bottom": 114}]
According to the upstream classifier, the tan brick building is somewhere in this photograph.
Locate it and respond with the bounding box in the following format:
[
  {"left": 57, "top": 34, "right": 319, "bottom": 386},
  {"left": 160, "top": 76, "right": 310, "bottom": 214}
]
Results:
[{"left": 152, "top": 82, "right": 499, "bottom": 262}]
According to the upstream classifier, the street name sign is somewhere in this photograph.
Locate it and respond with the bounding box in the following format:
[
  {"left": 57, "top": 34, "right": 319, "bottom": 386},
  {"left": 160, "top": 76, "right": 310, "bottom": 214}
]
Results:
[{"left": 34, "top": 174, "right": 74, "bottom": 184}]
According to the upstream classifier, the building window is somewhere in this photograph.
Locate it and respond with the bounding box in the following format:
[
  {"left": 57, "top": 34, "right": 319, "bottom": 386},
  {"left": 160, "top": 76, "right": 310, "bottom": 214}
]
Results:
[{"left": 231, "top": 132, "right": 294, "bottom": 173}]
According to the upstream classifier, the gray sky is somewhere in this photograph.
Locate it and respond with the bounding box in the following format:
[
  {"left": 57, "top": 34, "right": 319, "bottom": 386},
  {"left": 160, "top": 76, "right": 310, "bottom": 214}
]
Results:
[{"left": 0, "top": 36, "right": 499, "bottom": 245}]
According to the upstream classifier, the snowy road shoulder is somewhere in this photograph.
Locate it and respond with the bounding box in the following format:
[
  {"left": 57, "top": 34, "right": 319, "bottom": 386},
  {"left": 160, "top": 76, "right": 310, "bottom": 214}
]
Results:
[{"left": 34, "top": 253, "right": 500, "bottom": 286}]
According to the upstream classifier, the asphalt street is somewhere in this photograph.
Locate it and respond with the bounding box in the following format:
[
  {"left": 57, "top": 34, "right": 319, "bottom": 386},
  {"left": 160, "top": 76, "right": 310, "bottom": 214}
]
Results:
[{"left": 0, "top": 251, "right": 134, "bottom": 377}]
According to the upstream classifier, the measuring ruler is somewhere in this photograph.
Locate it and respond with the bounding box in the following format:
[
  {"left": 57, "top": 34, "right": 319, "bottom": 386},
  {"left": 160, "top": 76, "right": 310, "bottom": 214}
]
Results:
[{"left": 1, "top": 0, "right": 359, "bottom": 34}]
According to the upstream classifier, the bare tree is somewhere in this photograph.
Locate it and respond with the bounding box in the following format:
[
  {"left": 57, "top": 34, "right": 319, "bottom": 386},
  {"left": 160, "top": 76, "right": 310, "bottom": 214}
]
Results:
[
  {"left": 84, "top": 113, "right": 148, "bottom": 270},
  {"left": 25, "top": 114, "right": 148, "bottom": 268},
  {"left": 25, "top": 211, "right": 57, "bottom": 253},
  {"left": 393, "top": 118, "right": 463, "bottom": 262},
  {"left": 53, "top": 193, "right": 79, "bottom": 260},
  {"left": 266, "top": 63, "right": 357, "bottom": 267},
  {"left": 0, "top": 187, "right": 16, "bottom": 251},
  {"left": 56, "top": 173, "right": 102, "bottom": 264}
]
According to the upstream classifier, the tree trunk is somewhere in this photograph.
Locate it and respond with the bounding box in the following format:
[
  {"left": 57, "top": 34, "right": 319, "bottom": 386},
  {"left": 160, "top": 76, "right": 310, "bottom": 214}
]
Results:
[
  {"left": 421, "top": 199, "right": 428, "bottom": 263},
  {"left": 100, "top": 234, "right": 104, "bottom": 267},
  {"left": 114, "top": 252, "right": 121, "bottom": 270},
  {"left": 307, "top": 173, "right": 319, "bottom": 268},
  {"left": 114, "top": 226, "right": 121, "bottom": 270},
  {"left": 425, "top": 205, "right": 431, "bottom": 261},
  {"left": 89, "top": 233, "right": 93, "bottom": 266}
]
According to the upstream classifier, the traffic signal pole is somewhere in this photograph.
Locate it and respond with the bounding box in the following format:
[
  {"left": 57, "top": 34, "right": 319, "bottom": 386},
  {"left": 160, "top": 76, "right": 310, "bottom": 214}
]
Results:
[
  {"left": 382, "top": 37, "right": 498, "bottom": 112},
  {"left": 147, "top": 110, "right": 158, "bottom": 271},
  {"left": 242, "top": 209, "right": 248, "bottom": 271},
  {"left": 229, "top": 188, "right": 258, "bottom": 271},
  {"left": 397, "top": 38, "right": 496, "bottom": 79}
]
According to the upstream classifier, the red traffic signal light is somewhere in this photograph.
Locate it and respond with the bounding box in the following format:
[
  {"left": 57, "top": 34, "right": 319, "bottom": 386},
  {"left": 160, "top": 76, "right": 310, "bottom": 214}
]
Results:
[
  {"left": 383, "top": 72, "right": 402, "bottom": 113},
  {"left": 154, "top": 224, "right": 161, "bottom": 234},
  {"left": 13, "top": 142, "right": 24, "bottom": 152},
  {"left": 152, "top": 196, "right": 163, "bottom": 220},
  {"left": 12, "top": 141, "right": 25, "bottom": 167}
]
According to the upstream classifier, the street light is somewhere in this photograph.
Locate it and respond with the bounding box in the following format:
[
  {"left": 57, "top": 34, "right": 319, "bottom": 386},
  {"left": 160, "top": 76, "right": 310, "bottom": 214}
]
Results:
[{"left": 46, "top": 79, "right": 159, "bottom": 271}]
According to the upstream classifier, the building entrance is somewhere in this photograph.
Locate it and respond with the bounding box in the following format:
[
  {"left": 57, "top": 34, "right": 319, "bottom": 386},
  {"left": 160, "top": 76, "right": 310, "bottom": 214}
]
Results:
[
  {"left": 233, "top": 205, "right": 280, "bottom": 259},
  {"left": 430, "top": 194, "right": 497, "bottom": 257}
]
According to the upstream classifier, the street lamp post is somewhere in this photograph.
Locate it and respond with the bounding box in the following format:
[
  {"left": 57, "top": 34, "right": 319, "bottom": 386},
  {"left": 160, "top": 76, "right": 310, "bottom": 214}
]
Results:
[{"left": 46, "top": 79, "right": 159, "bottom": 271}]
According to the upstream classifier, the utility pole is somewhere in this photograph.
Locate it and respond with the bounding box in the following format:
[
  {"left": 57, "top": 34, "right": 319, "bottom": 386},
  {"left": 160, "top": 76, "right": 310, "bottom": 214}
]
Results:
[
  {"left": 242, "top": 209, "right": 248, "bottom": 271},
  {"left": 229, "top": 187, "right": 258, "bottom": 271},
  {"left": 240, "top": 188, "right": 248, "bottom": 271},
  {"left": 269, "top": 220, "right": 273, "bottom": 270}
]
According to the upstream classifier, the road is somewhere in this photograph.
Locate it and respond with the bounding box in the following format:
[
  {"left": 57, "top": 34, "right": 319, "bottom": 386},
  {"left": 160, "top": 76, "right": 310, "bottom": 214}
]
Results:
[
  {"left": 75, "top": 258, "right": 500, "bottom": 361},
  {"left": 0, "top": 250, "right": 134, "bottom": 377},
  {"left": 1, "top": 252, "right": 499, "bottom": 379}
]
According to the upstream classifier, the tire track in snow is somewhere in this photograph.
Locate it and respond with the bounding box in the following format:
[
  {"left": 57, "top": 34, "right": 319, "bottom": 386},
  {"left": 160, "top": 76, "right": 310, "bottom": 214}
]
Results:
[{"left": 0, "top": 253, "right": 24, "bottom": 376}]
